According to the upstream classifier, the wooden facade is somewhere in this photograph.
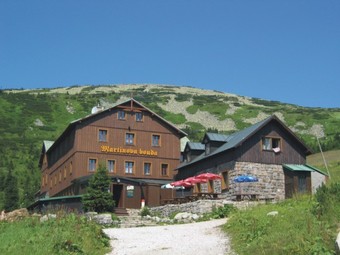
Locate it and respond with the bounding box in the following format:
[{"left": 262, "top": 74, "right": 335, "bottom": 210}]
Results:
[
  {"left": 39, "top": 99, "right": 186, "bottom": 209},
  {"left": 177, "top": 115, "right": 321, "bottom": 199}
]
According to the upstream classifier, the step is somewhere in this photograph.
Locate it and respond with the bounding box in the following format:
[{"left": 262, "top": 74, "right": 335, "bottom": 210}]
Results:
[{"left": 113, "top": 208, "right": 129, "bottom": 216}]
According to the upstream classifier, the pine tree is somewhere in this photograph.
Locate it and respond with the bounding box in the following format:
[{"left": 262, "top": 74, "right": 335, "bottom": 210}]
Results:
[
  {"left": 4, "top": 161, "right": 19, "bottom": 212},
  {"left": 82, "top": 163, "right": 114, "bottom": 213}
]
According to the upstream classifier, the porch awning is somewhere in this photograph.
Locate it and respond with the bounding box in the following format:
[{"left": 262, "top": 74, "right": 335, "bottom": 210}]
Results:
[{"left": 283, "top": 164, "right": 327, "bottom": 175}]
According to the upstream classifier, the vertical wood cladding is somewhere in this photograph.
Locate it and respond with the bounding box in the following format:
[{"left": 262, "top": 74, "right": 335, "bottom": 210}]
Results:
[
  {"left": 40, "top": 100, "right": 184, "bottom": 198},
  {"left": 236, "top": 122, "right": 307, "bottom": 164}
]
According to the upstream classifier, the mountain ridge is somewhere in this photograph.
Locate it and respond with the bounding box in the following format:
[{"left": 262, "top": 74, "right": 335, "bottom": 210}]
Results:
[{"left": 0, "top": 84, "right": 339, "bottom": 209}]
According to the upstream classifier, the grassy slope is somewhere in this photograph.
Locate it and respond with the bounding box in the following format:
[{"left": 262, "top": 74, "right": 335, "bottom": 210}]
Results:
[
  {"left": 307, "top": 150, "right": 340, "bottom": 183},
  {"left": 226, "top": 150, "right": 340, "bottom": 255},
  {"left": 0, "top": 214, "right": 111, "bottom": 255},
  {"left": 0, "top": 85, "right": 340, "bottom": 209}
]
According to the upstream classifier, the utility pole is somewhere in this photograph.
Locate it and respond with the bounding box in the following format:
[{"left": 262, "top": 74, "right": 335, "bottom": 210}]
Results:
[{"left": 316, "top": 136, "right": 331, "bottom": 179}]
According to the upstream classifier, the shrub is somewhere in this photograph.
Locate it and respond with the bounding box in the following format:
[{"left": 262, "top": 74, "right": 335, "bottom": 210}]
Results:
[
  {"left": 82, "top": 163, "right": 114, "bottom": 213},
  {"left": 140, "top": 206, "right": 151, "bottom": 217}
]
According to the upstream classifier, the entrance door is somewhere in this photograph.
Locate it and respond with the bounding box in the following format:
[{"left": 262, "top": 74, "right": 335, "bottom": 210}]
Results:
[{"left": 112, "top": 185, "right": 123, "bottom": 208}]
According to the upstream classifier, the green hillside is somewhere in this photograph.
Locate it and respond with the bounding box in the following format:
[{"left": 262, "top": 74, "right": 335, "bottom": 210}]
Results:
[
  {"left": 307, "top": 150, "right": 340, "bottom": 183},
  {"left": 0, "top": 84, "right": 340, "bottom": 210}
]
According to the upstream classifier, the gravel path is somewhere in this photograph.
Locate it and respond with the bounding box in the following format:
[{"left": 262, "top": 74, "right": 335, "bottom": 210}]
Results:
[{"left": 103, "top": 218, "right": 234, "bottom": 255}]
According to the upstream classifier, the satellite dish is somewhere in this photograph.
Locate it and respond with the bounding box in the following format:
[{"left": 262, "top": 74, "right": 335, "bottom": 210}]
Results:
[
  {"left": 91, "top": 105, "right": 104, "bottom": 114},
  {"left": 91, "top": 106, "right": 99, "bottom": 114}
]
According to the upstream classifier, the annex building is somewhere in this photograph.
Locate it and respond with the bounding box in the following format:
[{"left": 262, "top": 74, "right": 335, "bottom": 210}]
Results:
[
  {"left": 36, "top": 99, "right": 187, "bottom": 210},
  {"left": 177, "top": 115, "right": 327, "bottom": 201}
]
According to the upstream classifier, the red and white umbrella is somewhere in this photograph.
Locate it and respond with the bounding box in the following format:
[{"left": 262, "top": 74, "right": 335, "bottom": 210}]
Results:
[
  {"left": 196, "top": 173, "right": 222, "bottom": 180},
  {"left": 171, "top": 180, "right": 193, "bottom": 188},
  {"left": 184, "top": 176, "right": 208, "bottom": 184}
]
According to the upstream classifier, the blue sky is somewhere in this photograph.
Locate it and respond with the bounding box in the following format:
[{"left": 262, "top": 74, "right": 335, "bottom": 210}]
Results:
[{"left": 1, "top": 1, "right": 339, "bottom": 108}]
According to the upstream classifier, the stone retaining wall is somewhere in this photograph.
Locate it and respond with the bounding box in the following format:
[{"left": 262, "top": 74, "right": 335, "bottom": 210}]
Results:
[{"left": 149, "top": 199, "right": 258, "bottom": 218}]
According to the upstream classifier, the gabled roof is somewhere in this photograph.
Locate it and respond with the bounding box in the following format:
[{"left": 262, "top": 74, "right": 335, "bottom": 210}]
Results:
[
  {"left": 203, "top": 133, "right": 229, "bottom": 143},
  {"left": 38, "top": 140, "right": 55, "bottom": 167},
  {"left": 45, "top": 98, "right": 187, "bottom": 154},
  {"left": 185, "top": 142, "right": 205, "bottom": 151},
  {"left": 43, "top": 140, "right": 54, "bottom": 151},
  {"left": 178, "top": 115, "right": 313, "bottom": 169}
]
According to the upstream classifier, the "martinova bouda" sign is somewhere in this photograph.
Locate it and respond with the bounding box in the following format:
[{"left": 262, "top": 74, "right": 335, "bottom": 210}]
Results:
[{"left": 100, "top": 145, "right": 158, "bottom": 156}]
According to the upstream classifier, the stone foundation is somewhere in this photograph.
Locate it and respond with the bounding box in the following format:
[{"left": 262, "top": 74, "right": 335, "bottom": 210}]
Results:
[{"left": 229, "top": 162, "right": 285, "bottom": 201}]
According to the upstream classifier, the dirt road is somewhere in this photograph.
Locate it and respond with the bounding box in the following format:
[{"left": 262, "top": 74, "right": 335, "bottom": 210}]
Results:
[{"left": 103, "top": 218, "right": 234, "bottom": 255}]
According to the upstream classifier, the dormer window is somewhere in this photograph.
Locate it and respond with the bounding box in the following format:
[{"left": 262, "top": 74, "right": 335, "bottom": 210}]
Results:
[{"left": 262, "top": 137, "right": 281, "bottom": 152}]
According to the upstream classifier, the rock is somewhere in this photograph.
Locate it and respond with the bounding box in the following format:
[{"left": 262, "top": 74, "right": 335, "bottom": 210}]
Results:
[
  {"left": 85, "top": 212, "right": 98, "bottom": 220},
  {"left": 32, "top": 213, "right": 42, "bottom": 218},
  {"left": 40, "top": 213, "right": 57, "bottom": 223},
  {"left": 0, "top": 210, "right": 5, "bottom": 221},
  {"left": 47, "top": 214, "right": 57, "bottom": 219},
  {"left": 174, "top": 212, "right": 187, "bottom": 220},
  {"left": 5, "top": 208, "right": 29, "bottom": 222},
  {"left": 336, "top": 232, "right": 340, "bottom": 255},
  {"left": 93, "top": 213, "right": 113, "bottom": 225},
  {"left": 267, "top": 211, "right": 279, "bottom": 216},
  {"left": 40, "top": 215, "right": 49, "bottom": 223},
  {"left": 192, "top": 214, "right": 200, "bottom": 221}
]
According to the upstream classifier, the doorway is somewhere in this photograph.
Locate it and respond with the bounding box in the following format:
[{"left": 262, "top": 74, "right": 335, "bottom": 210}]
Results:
[{"left": 112, "top": 184, "right": 123, "bottom": 208}]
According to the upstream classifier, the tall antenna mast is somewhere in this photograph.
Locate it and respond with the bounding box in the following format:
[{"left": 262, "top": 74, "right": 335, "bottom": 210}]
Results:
[{"left": 316, "top": 136, "right": 331, "bottom": 179}]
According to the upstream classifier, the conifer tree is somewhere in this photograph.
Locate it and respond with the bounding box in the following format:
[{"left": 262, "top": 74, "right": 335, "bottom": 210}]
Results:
[
  {"left": 4, "top": 161, "right": 19, "bottom": 212},
  {"left": 82, "top": 163, "right": 114, "bottom": 213}
]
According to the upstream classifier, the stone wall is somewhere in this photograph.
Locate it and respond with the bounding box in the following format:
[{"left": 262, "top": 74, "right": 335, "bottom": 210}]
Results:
[
  {"left": 229, "top": 162, "right": 285, "bottom": 201},
  {"left": 149, "top": 199, "right": 258, "bottom": 218}
]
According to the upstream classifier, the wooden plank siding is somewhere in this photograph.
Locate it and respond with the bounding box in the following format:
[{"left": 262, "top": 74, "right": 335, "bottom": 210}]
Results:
[
  {"left": 236, "top": 122, "right": 307, "bottom": 164},
  {"left": 40, "top": 100, "right": 183, "bottom": 201}
]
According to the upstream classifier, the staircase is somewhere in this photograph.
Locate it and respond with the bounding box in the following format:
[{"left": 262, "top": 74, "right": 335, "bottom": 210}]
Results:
[
  {"left": 113, "top": 207, "right": 129, "bottom": 216},
  {"left": 117, "top": 209, "right": 158, "bottom": 228}
]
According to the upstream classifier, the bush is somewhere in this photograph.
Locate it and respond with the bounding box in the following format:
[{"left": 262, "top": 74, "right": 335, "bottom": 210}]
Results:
[
  {"left": 210, "top": 204, "right": 236, "bottom": 219},
  {"left": 140, "top": 206, "right": 151, "bottom": 217},
  {"left": 82, "top": 164, "right": 114, "bottom": 213}
]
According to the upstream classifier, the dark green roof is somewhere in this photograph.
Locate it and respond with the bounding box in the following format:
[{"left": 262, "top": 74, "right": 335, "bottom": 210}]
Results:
[
  {"left": 283, "top": 164, "right": 328, "bottom": 175},
  {"left": 38, "top": 195, "right": 83, "bottom": 202}
]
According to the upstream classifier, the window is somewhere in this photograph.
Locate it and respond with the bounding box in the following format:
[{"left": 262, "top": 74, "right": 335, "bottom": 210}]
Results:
[
  {"left": 88, "top": 158, "right": 97, "bottom": 172},
  {"left": 152, "top": 134, "right": 160, "bottom": 146},
  {"left": 161, "top": 163, "right": 168, "bottom": 176},
  {"left": 125, "top": 161, "right": 134, "bottom": 174},
  {"left": 64, "top": 166, "right": 67, "bottom": 179},
  {"left": 69, "top": 162, "right": 73, "bottom": 175},
  {"left": 99, "top": 129, "right": 107, "bottom": 142},
  {"left": 144, "top": 162, "right": 151, "bottom": 175},
  {"left": 118, "top": 110, "right": 125, "bottom": 120},
  {"left": 136, "top": 112, "right": 143, "bottom": 122},
  {"left": 221, "top": 171, "right": 229, "bottom": 190},
  {"left": 126, "top": 133, "right": 135, "bottom": 145},
  {"left": 262, "top": 137, "right": 281, "bottom": 151},
  {"left": 59, "top": 170, "right": 61, "bottom": 182},
  {"left": 107, "top": 160, "right": 115, "bottom": 173}
]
